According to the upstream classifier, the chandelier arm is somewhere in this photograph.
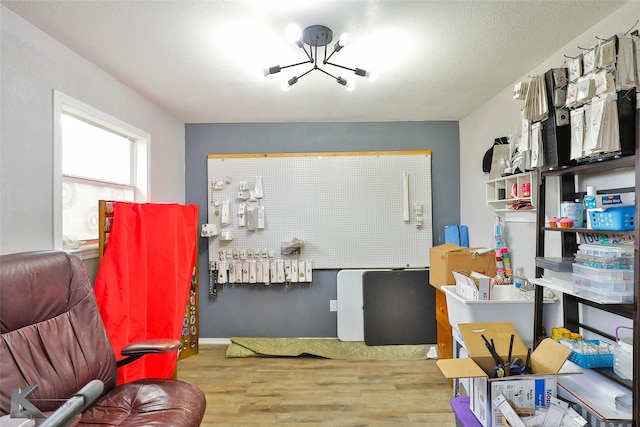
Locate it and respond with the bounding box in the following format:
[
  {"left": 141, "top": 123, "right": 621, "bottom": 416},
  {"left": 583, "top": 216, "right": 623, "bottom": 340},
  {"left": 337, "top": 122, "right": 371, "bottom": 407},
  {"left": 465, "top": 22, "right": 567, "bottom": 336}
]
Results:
[
  {"left": 280, "top": 60, "right": 313, "bottom": 71},
  {"left": 316, "top": 67, "right": 338, "bottom": 80},
  {"left": 324, "top": 62, "right": 356, "bottom": 73},
  {"left": 324, "top": 47, "right": 339, "bottom": 64},
  {"left": 297, "top": 67, "right": 316, "bottom": 80},
  {"left": 314, "top": 44, "right": 320, "bottom": 65},
  {"left": 301, "top": 45, "right": 314, "bottom": 63}
]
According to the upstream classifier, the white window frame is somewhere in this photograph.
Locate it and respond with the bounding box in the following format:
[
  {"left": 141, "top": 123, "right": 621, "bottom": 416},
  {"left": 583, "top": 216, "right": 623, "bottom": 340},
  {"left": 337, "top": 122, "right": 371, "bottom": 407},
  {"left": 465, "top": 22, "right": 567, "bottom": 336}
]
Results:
[{"left": 53, "top": 90, "right": 149, "bottom": 259}]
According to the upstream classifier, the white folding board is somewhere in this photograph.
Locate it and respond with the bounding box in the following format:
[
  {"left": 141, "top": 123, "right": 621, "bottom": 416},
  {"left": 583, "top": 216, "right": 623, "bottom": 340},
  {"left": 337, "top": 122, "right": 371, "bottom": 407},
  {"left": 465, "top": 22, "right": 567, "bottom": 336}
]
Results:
[{"left": 336, "top": 269, "right": 389, "bottom": 341}]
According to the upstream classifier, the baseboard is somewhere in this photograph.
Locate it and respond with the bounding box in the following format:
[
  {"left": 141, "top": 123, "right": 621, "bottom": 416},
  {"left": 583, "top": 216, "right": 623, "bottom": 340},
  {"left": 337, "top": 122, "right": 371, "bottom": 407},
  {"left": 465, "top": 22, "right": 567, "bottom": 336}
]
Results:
[
  {"left": 199, "top": 338, "right": 231, "bottom": 345},
  {"left": 198, "top": 337, "right": 339, "bottom": 345}
]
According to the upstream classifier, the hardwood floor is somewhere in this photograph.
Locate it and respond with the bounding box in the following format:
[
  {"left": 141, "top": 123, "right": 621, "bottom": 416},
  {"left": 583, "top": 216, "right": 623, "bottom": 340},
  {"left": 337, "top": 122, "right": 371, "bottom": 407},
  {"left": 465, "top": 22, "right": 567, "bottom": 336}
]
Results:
[{"left": 177, "top": 344, "right": 457, "bottom": 426}]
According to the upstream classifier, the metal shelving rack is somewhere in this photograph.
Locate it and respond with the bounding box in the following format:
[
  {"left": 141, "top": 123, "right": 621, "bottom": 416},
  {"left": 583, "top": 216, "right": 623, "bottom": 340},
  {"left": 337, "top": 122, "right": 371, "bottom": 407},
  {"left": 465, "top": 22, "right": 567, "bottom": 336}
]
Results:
[{"left": 533, "top": 153, "right": 638, "bottom": 426}]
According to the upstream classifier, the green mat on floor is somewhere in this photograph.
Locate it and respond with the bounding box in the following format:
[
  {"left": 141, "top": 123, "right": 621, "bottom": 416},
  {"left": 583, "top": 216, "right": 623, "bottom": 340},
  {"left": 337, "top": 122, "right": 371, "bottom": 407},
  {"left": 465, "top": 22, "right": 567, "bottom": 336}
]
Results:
[{"left": 226, "top": 337, "right": 434, "bottom": 360}]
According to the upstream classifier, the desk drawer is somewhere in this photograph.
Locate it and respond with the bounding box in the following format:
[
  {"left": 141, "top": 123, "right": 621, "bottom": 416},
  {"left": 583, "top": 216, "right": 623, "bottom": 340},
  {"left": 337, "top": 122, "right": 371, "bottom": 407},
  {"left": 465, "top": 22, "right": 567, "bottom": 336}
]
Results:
[
  {"left": 435, "top": 287, "right": 449, "bottom": 325},
  {"left": 437, "top": 320, "right": 453, "bottom": 360}
]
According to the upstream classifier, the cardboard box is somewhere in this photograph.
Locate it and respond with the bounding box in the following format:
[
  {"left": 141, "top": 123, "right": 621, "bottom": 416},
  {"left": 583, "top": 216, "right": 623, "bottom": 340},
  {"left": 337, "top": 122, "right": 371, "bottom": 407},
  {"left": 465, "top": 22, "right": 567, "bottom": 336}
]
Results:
[
  {"left": 453, "top": 270, "right": 492, "bottom": 300},
  {"left": 429, "top": 244, "right": 496, "bottom": 288},
  {"left": 436, "top": 322, "right": 575, "bottom": 427},
  {"left": 479, "top": 376, "right": 557, "bottom": 426}
]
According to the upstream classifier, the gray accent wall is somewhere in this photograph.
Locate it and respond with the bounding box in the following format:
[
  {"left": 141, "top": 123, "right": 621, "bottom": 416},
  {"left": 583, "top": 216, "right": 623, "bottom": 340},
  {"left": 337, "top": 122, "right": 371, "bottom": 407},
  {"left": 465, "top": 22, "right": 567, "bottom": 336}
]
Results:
[{"left": 185, "top": 122, "right": 460, "bottom": 338}]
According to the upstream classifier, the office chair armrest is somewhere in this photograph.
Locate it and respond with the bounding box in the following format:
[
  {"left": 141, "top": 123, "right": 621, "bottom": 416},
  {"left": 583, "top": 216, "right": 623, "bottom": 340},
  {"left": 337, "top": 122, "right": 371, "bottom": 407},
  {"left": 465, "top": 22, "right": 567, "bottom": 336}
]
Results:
[{"left": 117, "top": 339, "right": 181, "bottom": 367}]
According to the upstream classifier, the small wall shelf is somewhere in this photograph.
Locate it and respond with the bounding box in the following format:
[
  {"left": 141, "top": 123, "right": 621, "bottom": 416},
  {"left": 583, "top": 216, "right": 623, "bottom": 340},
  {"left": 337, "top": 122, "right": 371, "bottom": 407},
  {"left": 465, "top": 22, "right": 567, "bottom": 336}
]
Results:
[{"left": 485, "top": 171, "right": 537, "bottom": 217}]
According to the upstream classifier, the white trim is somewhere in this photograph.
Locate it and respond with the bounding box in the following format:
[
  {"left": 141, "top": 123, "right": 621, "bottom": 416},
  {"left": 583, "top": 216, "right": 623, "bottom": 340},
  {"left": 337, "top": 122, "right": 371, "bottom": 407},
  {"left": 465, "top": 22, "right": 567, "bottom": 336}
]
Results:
[
  {"left": 65, "top": 244, "right": 100, "bottom": 260},
  {"left": 199, "top": 338, "right": 231, "bottom": 345},
  {"left": 52, "top": 90, "right": 150, "bottom": 250},
  {"left": 53, "top": 93, "right": 63, "bottom": 250},
  {"left": 198, "top": 337, "right": 339, "bottom": 346}
]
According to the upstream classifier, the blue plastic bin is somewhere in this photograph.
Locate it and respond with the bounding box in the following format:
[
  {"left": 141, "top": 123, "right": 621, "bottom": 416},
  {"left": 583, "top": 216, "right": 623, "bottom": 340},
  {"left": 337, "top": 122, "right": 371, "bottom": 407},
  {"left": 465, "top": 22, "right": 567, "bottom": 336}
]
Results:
[{"left": 588, "top": 206, "right": 635, "bottom": 231}]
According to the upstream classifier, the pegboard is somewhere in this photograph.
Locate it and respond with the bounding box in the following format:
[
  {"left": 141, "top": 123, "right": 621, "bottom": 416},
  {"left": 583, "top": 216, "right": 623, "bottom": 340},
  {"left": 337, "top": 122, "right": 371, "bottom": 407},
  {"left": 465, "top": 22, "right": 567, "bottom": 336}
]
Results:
[{"left": 206, "top": 151, "right": 432, "bottom": 269}]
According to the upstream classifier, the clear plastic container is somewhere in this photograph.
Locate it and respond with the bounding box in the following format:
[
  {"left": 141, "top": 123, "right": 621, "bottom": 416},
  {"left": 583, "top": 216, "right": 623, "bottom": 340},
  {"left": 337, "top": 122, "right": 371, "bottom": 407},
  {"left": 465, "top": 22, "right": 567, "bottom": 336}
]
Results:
[
  {"left": 572, "top": 284, "right": 634, "bottom": 303},
  {"left": 573, "top": 253, "right": 635, "bottom": 269},
  {"left": 577, "top": 244, "right": 634, "bottom": 257},
  {"left": 572, "top": 273, "right": 634, "bottom": 292},
  {"left": 571, "top": 264, "right": 635, "bottom": 281},
  {"left": 613, "top": 326, "right": 633, "bottom": 380},
  {"left": 513, "top": 267, "right": 525, "bottom": 288}
]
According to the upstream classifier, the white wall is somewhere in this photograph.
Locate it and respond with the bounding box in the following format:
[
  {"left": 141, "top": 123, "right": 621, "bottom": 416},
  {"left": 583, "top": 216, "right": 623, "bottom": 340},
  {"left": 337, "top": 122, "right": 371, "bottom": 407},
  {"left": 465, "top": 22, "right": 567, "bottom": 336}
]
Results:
[
  {"left": 459, "top": 2, "right": 638, "bottom": 333},
  {"left": 0, "top": 6, "right": 186, "bottom": 254}
]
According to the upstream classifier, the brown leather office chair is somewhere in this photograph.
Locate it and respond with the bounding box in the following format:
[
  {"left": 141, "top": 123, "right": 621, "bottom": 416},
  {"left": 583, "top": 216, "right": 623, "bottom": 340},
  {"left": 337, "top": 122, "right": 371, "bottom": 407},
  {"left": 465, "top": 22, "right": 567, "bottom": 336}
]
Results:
[{"left": 0, "top": 251, "right": 206, "bottom": 426}]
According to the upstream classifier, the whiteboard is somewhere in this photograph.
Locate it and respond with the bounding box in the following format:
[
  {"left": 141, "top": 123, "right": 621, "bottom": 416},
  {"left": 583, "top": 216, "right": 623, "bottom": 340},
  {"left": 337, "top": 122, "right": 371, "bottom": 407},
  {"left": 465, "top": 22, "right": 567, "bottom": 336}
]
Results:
[{"left": 206, "top": 151, "right": 432, "bottom": 269}]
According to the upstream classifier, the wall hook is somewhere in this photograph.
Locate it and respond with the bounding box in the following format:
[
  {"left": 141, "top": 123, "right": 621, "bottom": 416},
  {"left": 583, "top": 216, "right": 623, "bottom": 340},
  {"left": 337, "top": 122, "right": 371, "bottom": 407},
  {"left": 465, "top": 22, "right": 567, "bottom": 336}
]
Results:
[
  {"left": 621, "top": 89, "right": 633, "bottom": 101},
  {"left": 624, "top": 19, "right": 639, "bottom": 35}
]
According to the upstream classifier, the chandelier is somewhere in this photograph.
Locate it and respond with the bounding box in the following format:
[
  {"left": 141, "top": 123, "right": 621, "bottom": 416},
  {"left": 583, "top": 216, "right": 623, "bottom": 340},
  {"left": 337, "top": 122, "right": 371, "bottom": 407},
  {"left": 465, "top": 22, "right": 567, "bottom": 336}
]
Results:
[{"left": 264, "top": 24, "right": 372, "bottom": 91}]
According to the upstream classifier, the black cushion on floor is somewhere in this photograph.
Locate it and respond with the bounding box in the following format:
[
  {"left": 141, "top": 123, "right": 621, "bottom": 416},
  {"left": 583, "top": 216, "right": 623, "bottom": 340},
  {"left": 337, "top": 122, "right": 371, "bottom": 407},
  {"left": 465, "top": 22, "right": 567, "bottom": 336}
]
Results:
[{"left": 362, "top": 269, "right": 436, "bottom": 346}]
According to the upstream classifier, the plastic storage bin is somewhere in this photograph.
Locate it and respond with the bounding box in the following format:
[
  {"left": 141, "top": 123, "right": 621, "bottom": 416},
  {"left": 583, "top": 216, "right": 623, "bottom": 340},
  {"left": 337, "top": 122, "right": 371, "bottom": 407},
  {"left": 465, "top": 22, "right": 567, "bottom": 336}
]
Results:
[
  {"left": 572, "top": 274, "right": 634, "bottom": 292},
  {"left": 614, "top": 326, "right": 633, "bottom": 380},
  {"left": 577, "top": 244, "right": 634, "bottom": 257},
  {"left": 535, "top": 256, "right": 573, "bottom": 272},
  {"left": 561, "top": 339, "right": 614, "bottom": 368},
  {"left": 575, "top": 243, "right": 635, "bottom": 269},
  {"left": 450, "top": 397, "right": 483, "bottom": 427},
  {"left": 588, "top": 205, "right": 635, "bottom": 231},
  {"left": 441, "top": 285, "right": 537, "bottom": 348},
  {"left": 572, "top": 264, "right": 634, "bottom": 281},
  {"left": 574, "top": 253, "right": 635, "bottom": 269},
  {"left": 572, "top": 283, "right": 634, "bottom": 303}
]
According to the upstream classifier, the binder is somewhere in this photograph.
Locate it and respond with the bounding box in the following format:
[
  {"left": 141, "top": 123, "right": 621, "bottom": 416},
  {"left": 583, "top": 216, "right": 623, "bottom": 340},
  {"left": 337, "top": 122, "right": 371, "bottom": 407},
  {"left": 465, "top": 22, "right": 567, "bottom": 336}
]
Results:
[
  {"left": 541, "top": 68, "right": 571, "bottom": 168},
  {"left": 445, "top": 225, "right": 469, "bottom": 247}
]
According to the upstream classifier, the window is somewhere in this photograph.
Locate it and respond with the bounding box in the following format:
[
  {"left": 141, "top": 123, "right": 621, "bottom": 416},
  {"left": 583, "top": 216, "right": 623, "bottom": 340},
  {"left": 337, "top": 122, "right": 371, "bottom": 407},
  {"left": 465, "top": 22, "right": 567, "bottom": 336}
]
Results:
[{"left": 53, "top": 91, "right": 149, "bottom": 256}]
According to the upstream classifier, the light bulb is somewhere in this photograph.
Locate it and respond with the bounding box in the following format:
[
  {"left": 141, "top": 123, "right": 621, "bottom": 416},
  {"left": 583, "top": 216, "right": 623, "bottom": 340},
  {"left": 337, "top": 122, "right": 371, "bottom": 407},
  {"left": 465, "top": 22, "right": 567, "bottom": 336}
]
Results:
[
  {"left": 339, "top": 32, "right": 351, "bottom": 47},
  {"left": 345, "top": 79, "right": 355, "bottom": 91},
  {"left": 285, "top": 24, "right": 302, "bottom": 43}
]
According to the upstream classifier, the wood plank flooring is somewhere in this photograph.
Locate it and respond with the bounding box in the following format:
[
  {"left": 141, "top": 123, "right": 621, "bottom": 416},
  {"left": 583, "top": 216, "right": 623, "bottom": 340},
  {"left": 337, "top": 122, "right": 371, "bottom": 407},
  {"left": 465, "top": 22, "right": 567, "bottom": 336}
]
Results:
[{"left": 177, "top": 344, "right": 457, "bottom": 426}]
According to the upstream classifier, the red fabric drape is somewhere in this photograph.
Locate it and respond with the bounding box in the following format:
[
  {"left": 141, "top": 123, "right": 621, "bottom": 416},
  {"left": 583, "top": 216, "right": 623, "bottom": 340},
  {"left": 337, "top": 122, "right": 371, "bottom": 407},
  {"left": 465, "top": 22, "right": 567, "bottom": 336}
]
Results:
[{"left": 94, "top": 202, "right": 198, "bottom": 384}]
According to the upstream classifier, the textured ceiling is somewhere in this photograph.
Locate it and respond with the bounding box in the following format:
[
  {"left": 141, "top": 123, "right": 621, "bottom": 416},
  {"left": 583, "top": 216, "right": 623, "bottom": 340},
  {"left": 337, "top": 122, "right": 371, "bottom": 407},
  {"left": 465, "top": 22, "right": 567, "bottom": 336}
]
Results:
[{"left": 2, "top": 0, "right": 627, "bottom": 123}]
